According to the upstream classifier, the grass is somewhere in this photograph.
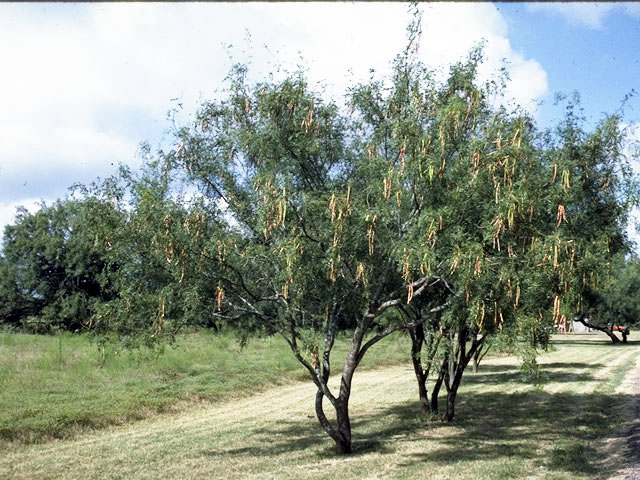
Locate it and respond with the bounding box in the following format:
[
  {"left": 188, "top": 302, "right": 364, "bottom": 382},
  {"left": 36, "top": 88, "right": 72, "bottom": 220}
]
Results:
[
  {"left": 1, "top": 332, "right": 639, "bottom": 479},
  {"left": 0, "top": 329, "right": 409, "bottom": 446}
]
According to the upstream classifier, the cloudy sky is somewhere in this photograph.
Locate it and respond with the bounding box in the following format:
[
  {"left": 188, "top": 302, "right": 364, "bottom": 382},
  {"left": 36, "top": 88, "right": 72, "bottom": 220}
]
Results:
[{"left": 1, "top": 2, "right": 640, "bottom": 240}]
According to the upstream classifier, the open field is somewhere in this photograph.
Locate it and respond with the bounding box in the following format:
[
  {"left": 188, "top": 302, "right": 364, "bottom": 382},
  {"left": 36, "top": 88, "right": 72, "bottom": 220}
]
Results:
[
  {"left": 1, "top": 332, "right": 639, "bottom": 479},
  {"left": 0, "top": 330, "right": 409, "bottom": 445}
]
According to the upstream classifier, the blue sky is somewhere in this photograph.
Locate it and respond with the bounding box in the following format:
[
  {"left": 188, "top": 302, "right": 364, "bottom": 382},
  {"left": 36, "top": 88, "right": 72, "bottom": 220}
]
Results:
[{"left": 1, "top": 2, "right": 639, "bottom": 240}]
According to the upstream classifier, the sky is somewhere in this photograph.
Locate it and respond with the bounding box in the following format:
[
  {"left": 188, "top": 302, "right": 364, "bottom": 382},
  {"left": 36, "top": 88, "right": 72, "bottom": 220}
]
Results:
[{"left": 1, "top": 2, "right": 640, "bottom": 243}]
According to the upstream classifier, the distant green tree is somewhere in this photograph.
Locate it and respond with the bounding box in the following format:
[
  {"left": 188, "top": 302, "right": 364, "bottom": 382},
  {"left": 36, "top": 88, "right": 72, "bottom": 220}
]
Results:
[
  {"left": 599, "top": 255, "right": 640, "bottom": 327},
  {"left": 0, "top": 200, "right": 114, "bottom": 332}
]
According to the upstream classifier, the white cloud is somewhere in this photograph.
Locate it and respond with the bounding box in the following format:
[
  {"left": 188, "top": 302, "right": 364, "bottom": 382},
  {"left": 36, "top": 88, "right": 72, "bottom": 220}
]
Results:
[
  {"left": 416, "top": 4, "right": 547, "bottom": 113},
  {"left": 0, "top": 2, "right": 548, "bottom": 236},
  {"left": 0, "top": 198, "right": 48, "bottom": 240},
  {"left": 526, "top": 2, "right": 635, "bottom": 29}
]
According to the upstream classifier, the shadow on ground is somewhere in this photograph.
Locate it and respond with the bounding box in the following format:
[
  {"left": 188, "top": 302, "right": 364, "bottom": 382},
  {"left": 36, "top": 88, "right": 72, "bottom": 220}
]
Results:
[{"left": 202, "top": 359, "right": 637, "bottom": 477}]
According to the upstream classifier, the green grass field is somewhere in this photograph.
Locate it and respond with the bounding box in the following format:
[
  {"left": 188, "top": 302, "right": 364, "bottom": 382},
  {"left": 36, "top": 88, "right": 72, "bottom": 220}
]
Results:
[
  {"left": 1, "top": 331, "right": 639, "bottom": 479},
  {"left": 0, "top": 329, "right": 409, "bottom": 446}
]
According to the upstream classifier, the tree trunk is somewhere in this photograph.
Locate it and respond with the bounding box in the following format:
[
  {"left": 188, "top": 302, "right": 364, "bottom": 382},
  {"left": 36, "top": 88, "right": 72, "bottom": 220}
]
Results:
[
  {"left": 334, "top": 399, "right": 352, "bottom": 454},
  {"left": 574, "top": 315, "right": 621, "bottom": 344},
  {"left": 445, "top": 367, "right": 464, "bottom": 421},
  {"left": 472, "top": 350, "right": 479, "bottom": 373},
  {"left": 409, "top": 325, "right": 430, "bottom": 415},
  {"left": 329, "top": 317, "right": 372, "bottom": 454},
  {"left": 443, "top": 332, "right": 483, "bottom": 422},
  {"left": 314, "top": 385, "right": 352, "bottom": 454},
  {"left": 430, "top": 359, "right": 447, "bottom": 414}
]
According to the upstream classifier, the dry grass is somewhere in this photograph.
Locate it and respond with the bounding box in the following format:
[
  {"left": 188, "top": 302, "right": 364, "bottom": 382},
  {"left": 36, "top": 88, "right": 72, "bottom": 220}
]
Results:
[{"left": 2, "top": 332, "right": 639, "bottom": 479}]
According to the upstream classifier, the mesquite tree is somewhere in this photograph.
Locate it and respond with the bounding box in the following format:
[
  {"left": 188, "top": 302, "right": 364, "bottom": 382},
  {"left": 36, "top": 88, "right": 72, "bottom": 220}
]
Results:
[
  {"left": 167, "top": 60, "right": 458, "bottom": 453},
  {"left": 346, "top": 22, "right": 637, "bottom": 420},
  {"left": 163, "top": 23, "right": 555, "bottom": 449},
  {"left": 79, "top": 13, "right": 636, "bottom": 453},
  {"left": 347, "top": 29, "right": 548, "bottom": 420}
]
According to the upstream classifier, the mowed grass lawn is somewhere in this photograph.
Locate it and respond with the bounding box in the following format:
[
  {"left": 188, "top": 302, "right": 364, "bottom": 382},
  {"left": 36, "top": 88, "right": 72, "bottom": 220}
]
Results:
[{"left": 1, "top": 331, "right": 639, "bottom": 479}]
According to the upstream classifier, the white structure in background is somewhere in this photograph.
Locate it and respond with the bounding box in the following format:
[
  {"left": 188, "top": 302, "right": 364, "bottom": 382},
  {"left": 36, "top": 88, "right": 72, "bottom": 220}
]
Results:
[{"left": 572, "top": 318, "right": 591, "bottom": 332}]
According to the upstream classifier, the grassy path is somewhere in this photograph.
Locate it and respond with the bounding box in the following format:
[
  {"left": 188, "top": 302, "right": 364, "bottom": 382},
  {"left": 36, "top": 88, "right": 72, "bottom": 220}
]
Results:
[{"left": 2, "top": 333, "right": 639, "bottom": 479}]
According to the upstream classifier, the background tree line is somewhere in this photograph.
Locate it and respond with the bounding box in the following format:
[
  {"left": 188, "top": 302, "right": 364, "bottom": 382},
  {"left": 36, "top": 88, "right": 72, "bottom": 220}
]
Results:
[{"left": 0, "top": 15, "right": 638, "bottom": 454}]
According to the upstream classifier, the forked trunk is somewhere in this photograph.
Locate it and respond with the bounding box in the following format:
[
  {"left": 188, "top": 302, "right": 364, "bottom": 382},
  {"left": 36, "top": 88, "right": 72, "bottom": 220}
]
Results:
[
  {"left": 442, "top": 331, "right": 484, "bottom": 422},
  {"left": 315, "top": 390, "right": 352, "bottom": 454}
]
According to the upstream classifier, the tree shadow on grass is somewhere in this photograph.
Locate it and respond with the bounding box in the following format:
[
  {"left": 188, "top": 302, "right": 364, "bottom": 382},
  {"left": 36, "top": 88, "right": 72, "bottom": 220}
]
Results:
[
  {"left": 347, "top": 389, "right": 631, "bottom": 476},
  {"left": 463, "top": 362, "right": 598, "bottom": 386},
  {"left": 202, "top": 415, "right": 397, "bottom": 458},
  {"left": 201, "top": 360, "right": 637, "bottom": 477},
  {"left": 551, "top": 337, "right": 640, "bottom": 347},
  {"left": 350, "top": 361, "right": 633, "bottom": 477}
]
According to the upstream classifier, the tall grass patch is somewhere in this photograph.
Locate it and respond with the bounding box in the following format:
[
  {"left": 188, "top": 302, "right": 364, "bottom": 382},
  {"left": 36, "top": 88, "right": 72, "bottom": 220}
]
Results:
[{"left": 0, "top": 329, "right": 409, "bottom": 446}]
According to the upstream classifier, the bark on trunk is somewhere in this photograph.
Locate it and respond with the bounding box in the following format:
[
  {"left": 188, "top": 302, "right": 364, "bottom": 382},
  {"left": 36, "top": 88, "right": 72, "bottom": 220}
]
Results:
[
  {"left": 409, "top": 325, "right": 430, "bottom": 415},
  {"left": 443, "top": 331, "right": 483, "bottom": 422},
  {"left": 314, "top": 390, "right": 352, "bottom": 454},
  {"left": 445, "top": 367, "right": 464, "bottom": 421},
  {"left": 335, "top": 399, "right": 352, "bottom": 454},
  {"left": 430, "top": 360, "right": 447, "bottom": 414},
  {"left": 574, "top": 316, "right": 621, "bottom": 344}
]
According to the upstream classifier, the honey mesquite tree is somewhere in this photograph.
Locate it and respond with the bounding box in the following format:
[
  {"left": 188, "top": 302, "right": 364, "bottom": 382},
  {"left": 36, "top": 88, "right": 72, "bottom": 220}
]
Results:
[
  {"left": 86, "top": 16, "right": 636, "bottom": 454},
  {"left": 169, "top": 64, "right": 457, "bottom": 453},
  {"left": 161, "top": 35, "right": 620, "bottom": 449}
]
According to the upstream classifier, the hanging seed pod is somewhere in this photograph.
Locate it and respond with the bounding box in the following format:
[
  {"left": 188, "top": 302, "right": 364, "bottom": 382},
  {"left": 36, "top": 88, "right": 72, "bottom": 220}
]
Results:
[
  {"left": 216, "top": 285, "right": 225, "bottom": 311},
  {"left": 383, "top": 177, "right": 392, "bottom": 199},
  {"left": 478, "top": 301, "right": 485, "bottom": 328},
  {"left": 552, "top": 295, "right": 560, "bottom": 324},
  {"left": 356, "top": 262, "right": 367, "bottom": 285},
  {"left": 402, "top": 257, "right": 411, "bottom": 282},
  {"left": 329, "top": 194, "right": 337, "bottom": 223},
  {"left": 407, "top": 283, "right": 414, "bottom": 304},
  {"left": 562, "top": 168, "right": 571, "bottom": 190},
  {"left": 366, "top": 215, "right": 378, "bottom": 256},
  {"left": 556, "top": 204, "right": 567, "bottom": 226},
  {"left": 450, "top": 256, "right": 459, "bottom": 274},
  {"left": 474, "top": 255, "right": 482, "bottom": 277}
]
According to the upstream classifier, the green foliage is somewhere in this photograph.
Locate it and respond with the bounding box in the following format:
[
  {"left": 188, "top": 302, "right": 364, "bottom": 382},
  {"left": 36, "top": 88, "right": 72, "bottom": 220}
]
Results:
[
  {"left": 0, "top": 200, "right": 114, "bottom": 332},
  {"left": 76, "top": 157, "right": 226, "bottom": 344},
  {"left": 0, "top": 8, "right": 636, "bottom": 454},
  {"left": 591, "top": 254, "right": 640, "bottom": 326}
]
